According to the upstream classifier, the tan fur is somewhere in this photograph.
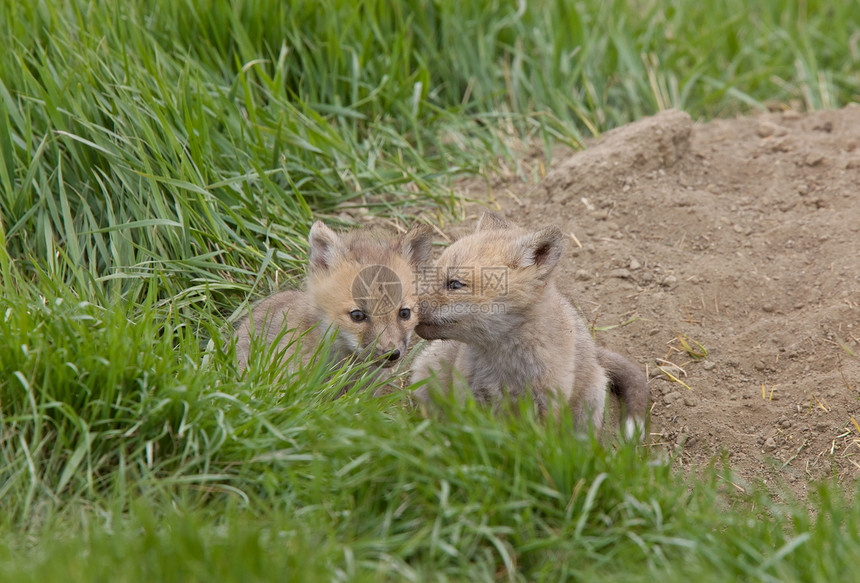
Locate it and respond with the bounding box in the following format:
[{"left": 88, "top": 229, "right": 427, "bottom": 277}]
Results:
[
  {"left": 411, "top": 213, "right": 649, "bottom": 437},
  {"left": 235, "top": 221, "right": 433, "bottom": 386}
]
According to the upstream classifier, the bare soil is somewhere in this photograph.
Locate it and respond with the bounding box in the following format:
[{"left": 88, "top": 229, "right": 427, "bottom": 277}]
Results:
[{"left": 446, "top": 106, "right": 860, "bottom": 497}]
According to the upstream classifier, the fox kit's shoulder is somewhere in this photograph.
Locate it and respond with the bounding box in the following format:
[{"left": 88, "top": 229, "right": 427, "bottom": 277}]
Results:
[
  {"left": 235, "top": 221, "right": 433, "bottom": 380},
  {"left": 234, "top": 290, "right": 316, "bottom": 372},
  {"left": 412, "top": 212, "right": 649, "bottom": 438}
]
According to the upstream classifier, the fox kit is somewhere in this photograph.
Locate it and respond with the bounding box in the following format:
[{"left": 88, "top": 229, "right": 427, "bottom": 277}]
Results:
[
  {"left": 234, "top": 221, "right": 433, "bottom": 386},
  {"left": 410, "top": 213, "right": 649, "bottom": 438}
]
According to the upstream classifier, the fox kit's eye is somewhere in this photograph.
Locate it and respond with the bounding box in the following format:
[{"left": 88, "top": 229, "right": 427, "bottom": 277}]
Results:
[
  {"left": 398, "top": 308, "right": 411, "bottom": 320},
  {"left": 349, "top": 309, "right": 367, "bottom": 322},
  {"left": 446, "top": 279, "right": 465, "bottom": 291}
]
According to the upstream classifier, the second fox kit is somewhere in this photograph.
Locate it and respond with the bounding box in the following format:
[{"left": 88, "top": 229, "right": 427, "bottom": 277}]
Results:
[
  {"left": 234, "top": 221, "right": 433, "bottom": 382},
  {"left": 411, "top": 213, "right": 649, "bottom": 438}
]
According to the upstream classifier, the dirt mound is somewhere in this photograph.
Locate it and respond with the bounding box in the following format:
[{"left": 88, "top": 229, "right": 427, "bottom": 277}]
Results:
[
  {"left": 457, "top": 106, "right": 860, "bottom": 497},
  {"left": 541, "top": 109, "right": 693, "bottom": 200}
]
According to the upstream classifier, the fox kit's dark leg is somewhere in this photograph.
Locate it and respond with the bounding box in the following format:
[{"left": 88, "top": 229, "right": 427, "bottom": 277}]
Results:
[{"left": 597, "top": 347, "right": 649, "bottom": 440}]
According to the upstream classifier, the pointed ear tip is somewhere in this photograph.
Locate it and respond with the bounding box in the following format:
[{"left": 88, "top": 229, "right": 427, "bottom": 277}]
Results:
[
  {"left": 308, "top": 222, "right": 343, "bottom": 257},
  {"left": 477, "top": 211, "right": 512, "bottom": 231},
  {"left": 402, "top": 225, "right": 434, "bottom": 264},
  {"left": 542, "top": 225, "right": 565, "bottom": 240},
  {"left": 310, "top": 220, "right": 339, "bottom": 237},
  {"left": 403, "top": 224, "right": 435, "bottom": 247},
  {"left": 409, "top": 223, "right": 434, "bottom": 236},
  {"left": 308, "top": 220, "right": 326, "bottom": 235}
]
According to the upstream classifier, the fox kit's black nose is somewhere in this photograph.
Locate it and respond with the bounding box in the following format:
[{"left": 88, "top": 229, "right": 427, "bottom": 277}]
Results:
[{"left": 387, "top": 349, "right": 401, "bottom": 362}]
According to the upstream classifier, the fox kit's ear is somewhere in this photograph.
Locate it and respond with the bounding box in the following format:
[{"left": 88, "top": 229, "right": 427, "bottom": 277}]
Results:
[
  {"left": 476, "top": 211, "right": 511, "bottom": 232},
  {"left": 308, "top": 221, "right": 345, "bottom": 272},
  {"left": 514, "top": 226, "right": 565, "bottom": 280},
  {"left": 399, "top": 224, "right": 434, "bottom": 266}
]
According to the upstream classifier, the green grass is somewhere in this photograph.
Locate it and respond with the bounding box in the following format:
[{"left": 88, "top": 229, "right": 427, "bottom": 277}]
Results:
[{"left": 1, "top": 0, "right": 859, "bottom": 580}]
